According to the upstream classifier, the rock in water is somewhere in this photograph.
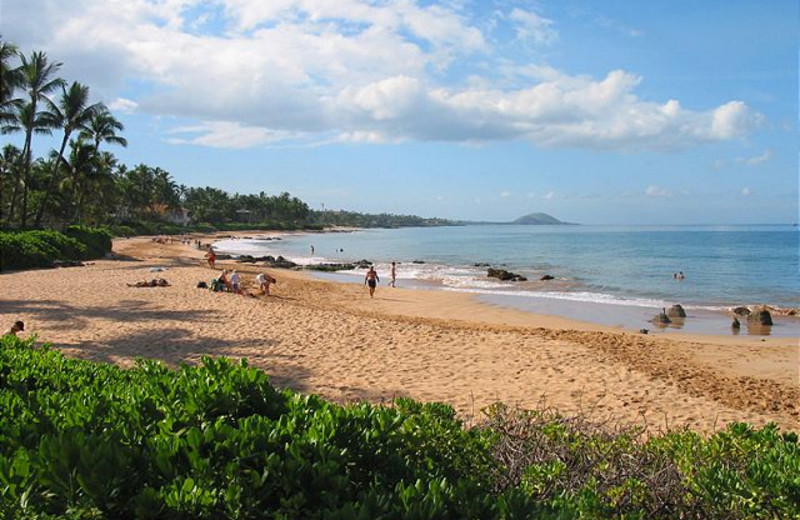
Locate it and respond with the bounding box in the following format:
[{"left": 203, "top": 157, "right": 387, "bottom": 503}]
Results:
[
  {"left": 731, "top": 317, "right": 740, "bottom": 329},
  {"left": 748, "top": 307, "right": 773, "bottom": 326},
  {"left": 732, "top": 306, "right": 751, "bottom": 316},
  {"left": 667, "top": 304, "right": 686, "bottom": 318},
  {"left": 654, "top": 308, "right": 671, "bottom": 324},
  {"left": 540, "top": 274, "right": 555, "bottom": 281}
]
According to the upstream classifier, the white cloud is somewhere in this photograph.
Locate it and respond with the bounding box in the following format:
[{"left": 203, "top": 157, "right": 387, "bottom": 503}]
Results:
[
  {"left": 741, "top": 187, "right": 753, "bottom": 196},
  {"left": 508, "top": 8, "right": 557, "bottom": 45},
  {"left": 107, "top": 97, "right": 138, "bottom": 113},
  {"left": 499, "top": 190, "right": 511, "bottom": 197},
  {"left": 2, "top": 0, "right": 765, "bottom": 151},
  {"left": 645, "top": 185, "right": 671, "bottom": 197},
  {"left": 739, "top": 149, "right": 774, "bottom": 166},
  {"left": 165, "top": 121, "right": 296, "bottom": 148},
  {"left": 543, "top": 190, "right": 555, "bottom": 200}
]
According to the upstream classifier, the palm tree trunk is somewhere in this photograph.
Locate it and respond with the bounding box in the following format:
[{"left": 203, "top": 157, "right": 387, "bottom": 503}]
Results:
[{"left": 34, "top": 133, "right": 69, "bottom": 227}]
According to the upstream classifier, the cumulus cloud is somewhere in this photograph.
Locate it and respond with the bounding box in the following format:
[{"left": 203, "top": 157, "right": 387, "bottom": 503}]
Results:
[{"left": 2, "top": 0, "right": 765, "bottom": 151}]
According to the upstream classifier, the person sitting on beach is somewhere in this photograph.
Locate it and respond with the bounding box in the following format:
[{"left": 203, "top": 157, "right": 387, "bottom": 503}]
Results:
[
  {"left": 205, "top": 248, "right": 216, "bottom": 269},
  {"left": 256, "top": 272, "right": 277, "bottom": 295},
  {"left": 364, "top": 266, "right": 380, "bottom": 298},
  {"left": 218, "top": 270, "right": 231, "bottom": 291},
  {"left": 230, "top": 270, "right": 242, "bottom": 294},
  {"left": 6, "top": 320, "right": 24, "bottom": 337}
]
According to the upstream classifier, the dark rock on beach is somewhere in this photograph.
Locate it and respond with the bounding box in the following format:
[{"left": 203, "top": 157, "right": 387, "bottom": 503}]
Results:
[
  {"left": 732, "top": 306, "right": 751, "bottom": 316},
  {"left": 354, "top": 259, "right": 373, "bottom": 269},
  {"left": 263, "top": 256, "right": 298, "bottom": 269},
  {"left": 653, "top": 309, "right": 672, "bottom": 324},
  {"left": 412, "top": 260, "right": 426, "bottom": 264},
  {"left": 667, "top": 304, "right": 686, "bottom": 318},
  {"left": 748, "top": 307, "right": 773, "bottom": 326},
  {"left": 305, "top": 263, "right": 358, "bottom": 272},
  {"left": 52, "top": 260, "right": 85, "bottom": 268},
  {"left": 487, "top": 268, "right": 527, "bottom": 282},
  {"left": 474, "top": 263, "right": 490, "bottom": 267},
  {"left": 540, "top": 274, "right": 555, "bottom": 281}
]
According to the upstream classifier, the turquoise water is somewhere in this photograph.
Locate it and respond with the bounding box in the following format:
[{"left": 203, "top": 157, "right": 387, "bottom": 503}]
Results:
[{"left": 215, "top": 225, "right": 800, "bottom": 336}]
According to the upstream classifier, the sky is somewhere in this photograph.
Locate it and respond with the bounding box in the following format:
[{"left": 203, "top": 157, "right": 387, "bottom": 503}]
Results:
[{"left": 1, "top": 0, "right": 797, "bottom": 224}]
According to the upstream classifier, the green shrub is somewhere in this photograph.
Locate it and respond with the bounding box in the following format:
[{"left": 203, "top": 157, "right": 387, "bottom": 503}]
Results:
[
  {"left": 0, "top": 336, "right": 797, "bottom": 519},
  {"left": 65, "top": 225, "right": 113, "bottom": 258},
  {"left": 0, "top": 230, "right": 87, "bottom": 271}
]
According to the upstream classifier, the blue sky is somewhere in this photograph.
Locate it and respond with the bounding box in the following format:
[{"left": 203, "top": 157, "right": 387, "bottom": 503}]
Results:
[{"left": 2, "top": 0, "right": 797, "bottom": 224}]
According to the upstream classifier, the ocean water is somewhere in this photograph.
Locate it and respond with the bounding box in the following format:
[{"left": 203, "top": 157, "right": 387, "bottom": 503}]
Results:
[{"left": 213, "top": 225, "right": 800, "bottom": 336}]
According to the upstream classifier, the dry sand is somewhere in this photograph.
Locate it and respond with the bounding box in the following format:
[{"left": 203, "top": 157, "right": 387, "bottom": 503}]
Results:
[{"left": 1, "top": 234, "right": 797, "bottom": 433}]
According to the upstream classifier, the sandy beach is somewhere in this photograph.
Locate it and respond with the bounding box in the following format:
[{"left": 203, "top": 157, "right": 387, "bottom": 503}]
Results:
[{"left": 1, "top": 234, "right": 797, "bottom": 434}]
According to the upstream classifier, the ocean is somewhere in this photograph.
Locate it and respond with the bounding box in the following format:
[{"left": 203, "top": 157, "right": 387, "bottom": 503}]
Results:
[{"left": 213, "top": 224, "right": 800, "bottom": 337}]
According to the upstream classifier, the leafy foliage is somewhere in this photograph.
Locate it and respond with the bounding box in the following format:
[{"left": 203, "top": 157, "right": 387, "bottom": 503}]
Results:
[{"left": 0, "top": 337, "right": 797, "bottom": 519}]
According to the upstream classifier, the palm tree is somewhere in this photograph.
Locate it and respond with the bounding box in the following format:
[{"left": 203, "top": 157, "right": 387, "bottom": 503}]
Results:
[
  {"left": 0, "top": 143, "right": 22, "bottom": 225},
  {"left": 15, "top": 50, "right": 64, "bottom": 227},
  {"left": 34, "top": 81, "right": 102, "bottom": 226},
  {"left": 0, "top": 38, "right": 22, "bottom": 128},
  {"left": 80, "top": 107, "right": 127, "bottom": 153}
]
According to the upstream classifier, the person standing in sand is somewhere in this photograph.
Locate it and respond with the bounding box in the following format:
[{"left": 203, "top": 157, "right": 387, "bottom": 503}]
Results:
[
  {"left": 230, "top": 270, "right": 241, "bottom": 294},
  {"left": 205, "top": 248, "right": 216, "bottom": 269},
  {"left": 364, "top": 266, "right": 380, "bottom": 298},
  {"left": 389, "top": 261, "right": 397, "bottom": 288}
]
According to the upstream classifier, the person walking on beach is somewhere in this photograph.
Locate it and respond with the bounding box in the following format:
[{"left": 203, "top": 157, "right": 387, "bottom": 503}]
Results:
[
  {"left": 364, "top": 265, "right": 380, "bottom": 298},
  {"left": 205, "top": 248, "right": 216, "bottom": 269},
  {"left": 389, "top": 261, "right": 397, "bottom": 288}
]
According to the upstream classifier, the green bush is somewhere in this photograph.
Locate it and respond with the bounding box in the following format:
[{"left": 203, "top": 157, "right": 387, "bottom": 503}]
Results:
[
  {"left": 0, "top": 337, "right": 797, "bottom": 519},
  {"left": 0, "top": 230, "right": 87, "bottom": 271},
  {"left": 65, "top": 225, "right": 113, "bottom": 258}
]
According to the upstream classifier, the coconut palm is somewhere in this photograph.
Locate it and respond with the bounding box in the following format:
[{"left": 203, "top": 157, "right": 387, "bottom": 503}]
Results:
[
  {"left": 14, "top": 50, "right": 64, "bottom": 227},
  {"left": 80, "top": 107, "right": 127, "bottom": 153},
  {"left": 0, "top": 143, "right": 22, "bottom": 224},
  {"left": 34, "top": 81, "right": 102, "bottom": 226},
  {"left": 0, "top": 38, "right": 22, "bottom": 128}
]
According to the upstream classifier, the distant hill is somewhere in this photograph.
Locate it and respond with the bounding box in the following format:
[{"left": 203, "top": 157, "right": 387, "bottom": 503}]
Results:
[{"left": 512, "top": 212, "right": 575, "bottom": 225}]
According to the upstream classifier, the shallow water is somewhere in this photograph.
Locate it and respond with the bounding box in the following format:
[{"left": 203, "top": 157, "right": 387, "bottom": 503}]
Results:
[{"left": 214, "top": 224, "right": 800, "bottom": 337}]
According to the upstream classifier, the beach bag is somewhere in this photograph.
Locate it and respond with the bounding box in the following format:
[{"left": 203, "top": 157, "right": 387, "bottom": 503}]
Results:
[{"left": 196, "top": 281, "right": 208, "bottom": 289}]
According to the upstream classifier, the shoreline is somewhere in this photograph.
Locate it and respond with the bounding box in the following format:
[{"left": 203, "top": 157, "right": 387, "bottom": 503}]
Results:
[
  {"left": 209, "top": 231, "right": 800, "bottom": 338},
  {"left": 1, "top": 233, "right": 797, "bottom": 433}
]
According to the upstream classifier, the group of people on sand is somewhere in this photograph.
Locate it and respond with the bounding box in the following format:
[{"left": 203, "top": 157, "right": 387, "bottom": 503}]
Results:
[{"left": 208, "top": 269, "right": 276, "bottom": 297}]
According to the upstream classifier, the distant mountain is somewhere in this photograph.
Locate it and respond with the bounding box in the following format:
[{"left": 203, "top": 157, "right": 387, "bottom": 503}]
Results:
[{"left": 512, "top": 212, "right": 575, "bottom": 225}]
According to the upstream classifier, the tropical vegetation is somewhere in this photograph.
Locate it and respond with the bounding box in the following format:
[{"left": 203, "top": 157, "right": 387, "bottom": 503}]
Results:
[{"left": 1, "top": 336, "right": 798, "bottom": 519}]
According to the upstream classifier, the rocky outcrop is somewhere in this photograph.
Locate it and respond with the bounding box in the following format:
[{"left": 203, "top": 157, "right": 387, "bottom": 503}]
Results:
[
  {"left": 540, "top": 274, "right": 555, "bottom": 281},
  {"left": 667, "top": 304, "right": 686, "bottom": 318},
  {"left": 262, "top": 256, "right": 298, "bottom": 269},
  {"left": 305, "top": 263, "right": 359, "bottom": 272},
  {"left": 748, "top": 307, "right": 773, "bottom": 326},
  {"left": 487, "top": 268, "right": 527, "bottom": 282},
  {"left": 653, "top": 308, "right": 671, "bottom": 324},
  {"left": 732, "top": 306, "right": 751, "bottom": 316}
]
